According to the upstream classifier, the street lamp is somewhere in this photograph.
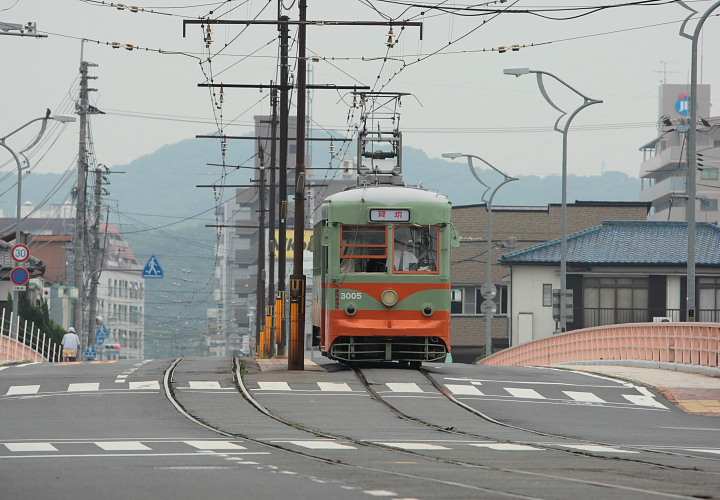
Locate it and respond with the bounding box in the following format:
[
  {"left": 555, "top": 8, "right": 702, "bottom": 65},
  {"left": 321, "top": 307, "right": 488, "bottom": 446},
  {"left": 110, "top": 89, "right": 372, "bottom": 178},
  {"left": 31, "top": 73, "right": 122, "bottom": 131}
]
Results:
[
  {"left": 442, "top": 152, "right": 518, "bottom": 357},
  {"left": 678, "top": 0, "right": 720, "bottom": 322},
  {"left": 0, "top": 110, "right": 76, "bottom": 323},
  {"left": 503, "top": 68, "right": 602, "bottom": 332}
]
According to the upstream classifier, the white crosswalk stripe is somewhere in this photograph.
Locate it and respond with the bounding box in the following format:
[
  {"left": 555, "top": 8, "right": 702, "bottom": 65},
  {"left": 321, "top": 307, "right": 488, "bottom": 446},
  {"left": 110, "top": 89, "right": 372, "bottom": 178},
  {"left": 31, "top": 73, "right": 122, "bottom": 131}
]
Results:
[
  {"left": 6, "top": 385, "right": 40, "bottom": 395},
  {"left": 379, "top": 442, "right": 450, "bottom": 450},
  {"left": 385, "top": 382, "right": 424, "bottom": 393},
  {"left": 446, "top": 384, "right": 484, "bottom": 396},
  {"left": 188, "top": 381, "right": 222, "bottom": 390},
  {"left": 184, "top": 441, "right": 247, "bottom": 450},
  {"left": 95, "top": 441, "right": 152, "bottom": 451},
  {"left": 317, "top": 382, "right": 353, "bottom": 392},
  {"left": 129, "top": 381, "right": 161, "bottom": 390},
  {"left": 4, "top": 442, "right": 58, "bottom": 452},
  {"left": 504, "top": 387, "right": 545, "bottom": 399},
  {"left": 622, "top": 394, "right": 666, "bottom": 408},
  {"left": 562, "top": 444, "right": 638, "bottom": 454},
  {"left": 278, "top": 440, "right": 356, "bottom": 450},
  {"left": 68, "top": 383, "right": 100, "bottom": 392},
  {"left": 257, "top": 381, "right": 292, "bottom": 391},
  {"left": 469, "top": 443, "right": 542, "bottom": 451},
  {"left": 564, "top": 391, "right": 606, "bottom": 403}
]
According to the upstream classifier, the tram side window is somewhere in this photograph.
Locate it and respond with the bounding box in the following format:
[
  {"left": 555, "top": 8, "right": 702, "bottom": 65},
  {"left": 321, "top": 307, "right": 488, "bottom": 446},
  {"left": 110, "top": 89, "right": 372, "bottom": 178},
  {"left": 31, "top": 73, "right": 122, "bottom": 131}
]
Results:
[
  {"left": 393, "top": 225, "right": 439, "bottom": 273},
  {"left": 340, "top": 225, "right": 387, "bottom": 273}
]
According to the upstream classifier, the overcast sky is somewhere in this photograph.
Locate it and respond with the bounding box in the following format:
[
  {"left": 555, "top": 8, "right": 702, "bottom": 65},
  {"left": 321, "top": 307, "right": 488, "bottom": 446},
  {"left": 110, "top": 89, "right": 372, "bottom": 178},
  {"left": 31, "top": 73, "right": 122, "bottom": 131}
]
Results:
[{"left": 1, "top": 0, "right": 719, "bottom": 195}]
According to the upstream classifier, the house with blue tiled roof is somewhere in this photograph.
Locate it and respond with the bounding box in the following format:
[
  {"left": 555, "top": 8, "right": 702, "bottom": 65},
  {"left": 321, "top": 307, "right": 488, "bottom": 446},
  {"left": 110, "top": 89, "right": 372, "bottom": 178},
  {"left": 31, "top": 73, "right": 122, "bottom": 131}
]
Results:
[{"left": 500, "top": 221, "right": 720, "bottom": 346}]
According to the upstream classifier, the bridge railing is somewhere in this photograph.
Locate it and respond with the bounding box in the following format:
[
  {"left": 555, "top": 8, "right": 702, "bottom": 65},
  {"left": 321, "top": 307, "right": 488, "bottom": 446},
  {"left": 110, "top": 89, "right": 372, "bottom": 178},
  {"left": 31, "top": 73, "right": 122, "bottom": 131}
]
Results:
[
  {"left": 479, "top": 323, "right": 720, "bottom": 368},
  {"left": 0, "top": 309, "right": 62, "bottom": 363}
]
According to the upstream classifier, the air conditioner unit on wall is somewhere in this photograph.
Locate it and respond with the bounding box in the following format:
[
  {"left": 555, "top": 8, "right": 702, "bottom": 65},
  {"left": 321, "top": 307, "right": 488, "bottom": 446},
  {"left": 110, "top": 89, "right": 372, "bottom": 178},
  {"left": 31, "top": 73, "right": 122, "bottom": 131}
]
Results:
[{"left": 652, "top": 316, "right": 671, "bottom": 323}]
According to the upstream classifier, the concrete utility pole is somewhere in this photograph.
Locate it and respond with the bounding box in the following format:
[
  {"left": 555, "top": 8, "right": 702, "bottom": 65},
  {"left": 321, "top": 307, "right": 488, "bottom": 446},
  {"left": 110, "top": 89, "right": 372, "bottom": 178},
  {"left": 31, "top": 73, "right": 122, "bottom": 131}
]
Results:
[
  {"left": 268, "top": 87, "right": 278, "bottom": 351},
  {"left": 87, "top": 165, "right": 109, "bottom": 347},
  {"left": 277, "top": 15, "right": 289, "bottom": 356},
  {"left": 73, "top": 60, "right": 97, "bottom": 349},
  {"left": 256, "top": 146, "right": 267, "bottom": 356}
]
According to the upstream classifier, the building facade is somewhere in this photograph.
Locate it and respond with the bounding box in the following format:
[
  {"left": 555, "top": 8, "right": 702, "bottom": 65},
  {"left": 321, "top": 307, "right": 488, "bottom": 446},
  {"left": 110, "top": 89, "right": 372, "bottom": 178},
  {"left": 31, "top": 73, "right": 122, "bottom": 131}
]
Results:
[{"left": 640, "top": 84, "right": 720, "bottom": 222}]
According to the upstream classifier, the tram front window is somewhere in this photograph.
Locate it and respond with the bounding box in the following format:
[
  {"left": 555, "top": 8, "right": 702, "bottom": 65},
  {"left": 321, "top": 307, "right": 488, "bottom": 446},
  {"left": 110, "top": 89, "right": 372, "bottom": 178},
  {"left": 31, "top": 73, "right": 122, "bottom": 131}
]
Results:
[
  {"left": 340, "top": 225, "right": 387, "bottom": 273},
  {"left": 393, "top": 226, "right": 439, "bottom": 273}
]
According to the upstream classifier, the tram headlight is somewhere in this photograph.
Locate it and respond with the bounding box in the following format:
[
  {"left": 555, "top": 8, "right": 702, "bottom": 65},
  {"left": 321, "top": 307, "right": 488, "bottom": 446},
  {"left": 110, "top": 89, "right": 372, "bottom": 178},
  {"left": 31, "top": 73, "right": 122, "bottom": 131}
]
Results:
[
  {"left": 422, "top": 305, "right": 434, "bottom": 317},
  {"left": 381, "top": 289, "right": 398, "bottom": 307},
  {"left": 345, "top": 304, "right": 358, "bottom": 316}
]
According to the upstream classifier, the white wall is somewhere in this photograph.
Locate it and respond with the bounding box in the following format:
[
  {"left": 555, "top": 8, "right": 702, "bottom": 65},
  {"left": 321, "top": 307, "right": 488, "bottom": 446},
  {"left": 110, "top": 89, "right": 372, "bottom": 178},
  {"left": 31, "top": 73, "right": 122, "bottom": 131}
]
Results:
[{"left": 511, "top": 267, "right": 558, "bottom": 345}]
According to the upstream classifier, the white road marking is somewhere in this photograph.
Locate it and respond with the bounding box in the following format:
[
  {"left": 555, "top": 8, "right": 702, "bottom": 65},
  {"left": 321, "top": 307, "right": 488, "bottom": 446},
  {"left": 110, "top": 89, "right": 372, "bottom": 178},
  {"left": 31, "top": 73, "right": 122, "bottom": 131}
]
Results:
[
  {"left": 562, "top": 445, "right": 638, "bottom": 454},
  {"left": 564, "top": 391, "right": 606, "bottom": 403},
  {"left": 469, "top": 443, "right": 542, "bottom": 451},
  {"left": 68, "top": 383, "right": 100, "bottom": 392},
  {"left": 188, "top": 381, "right": 222, "bottom": 390},
  {"left": 184, "top": 441, "right": 247, "bottom": 450},
  {"left": 4, "top": 442, "right": 58, "bottom": 452},
  {"left": 378, "top": 442, "right": 450, "bottom": 450},
  {"left": 257, "top": 381, "right": 292, "bottom": 391},
  {"left": 317, "top": 382, "right": 353, "bottom": 392},
  {"left": 280, "top": 440, "right": 356, "bottom": 450},
  {"left": 385, "top": 383, "right": 424, "bottom": 393},
  {"left": 622, "top": 394, "right": 667, "bottom": 408},
  {"left": 95, "top": 441, "right": 152, "bottom": 451},
  {"left": 363, "top": 491, "right": 398, "bottom": 497},
  {"left": 129, "top": 381, "right": 160, "bottom": 390},
  {"left": 445, "top": 384, "right": 484, "bottom": 396},
  {"left": 6, "top": 385, "right": 40, "bottom": 395},
  {"left": 504, "top": 387, "right": 545, "bottom": 399},
  {"left": 686, "top": 448, "right": 720, "bottom": 455}
]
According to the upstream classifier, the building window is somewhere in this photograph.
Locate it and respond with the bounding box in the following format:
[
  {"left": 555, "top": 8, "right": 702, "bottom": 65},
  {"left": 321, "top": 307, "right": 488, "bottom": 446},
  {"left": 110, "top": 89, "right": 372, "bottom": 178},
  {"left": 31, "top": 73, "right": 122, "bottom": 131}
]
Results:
[
  {"left": 700, "top": 198, "right": 718, "bottom": 211},
  {"left": 583, "top": 277, "right": 648, "bottom": 326},
  {"left": 698, "top": 278, "right": 720, "bottom": 322},
  {"left": 542, "top": 284, "right": 553, "bottom": 307},
  {"left": 701, "top": 168, "right": 718, "bottom": 180}
]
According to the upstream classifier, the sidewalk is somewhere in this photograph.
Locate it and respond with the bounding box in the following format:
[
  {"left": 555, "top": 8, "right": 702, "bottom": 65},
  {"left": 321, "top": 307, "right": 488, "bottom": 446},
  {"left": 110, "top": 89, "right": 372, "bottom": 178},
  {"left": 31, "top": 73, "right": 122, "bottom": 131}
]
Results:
[{"left": 558, "top": 362, "right": 720, "bottom": 416}]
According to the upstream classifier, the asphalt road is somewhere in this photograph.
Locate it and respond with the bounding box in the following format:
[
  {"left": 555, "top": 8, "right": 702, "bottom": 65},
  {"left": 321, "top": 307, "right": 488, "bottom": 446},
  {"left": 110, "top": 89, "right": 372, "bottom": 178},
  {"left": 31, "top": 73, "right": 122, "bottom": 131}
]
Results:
[{"left": 2, "top": 357, "right": 719, "bottom": 500}]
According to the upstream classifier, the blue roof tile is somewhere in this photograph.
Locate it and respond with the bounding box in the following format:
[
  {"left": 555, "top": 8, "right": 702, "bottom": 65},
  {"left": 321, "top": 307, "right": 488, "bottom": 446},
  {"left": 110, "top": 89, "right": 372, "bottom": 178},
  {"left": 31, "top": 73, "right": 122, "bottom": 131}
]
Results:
[{"left": 500, "top": 221, "right": 720, "bottom": 265}]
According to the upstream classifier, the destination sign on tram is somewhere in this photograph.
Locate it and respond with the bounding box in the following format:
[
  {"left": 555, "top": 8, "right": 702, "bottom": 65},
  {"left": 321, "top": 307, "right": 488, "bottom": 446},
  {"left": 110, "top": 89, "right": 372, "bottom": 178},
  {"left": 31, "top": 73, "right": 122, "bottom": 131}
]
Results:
[{"left": 369, "top": 209, "right": 410, "bottom": 222}]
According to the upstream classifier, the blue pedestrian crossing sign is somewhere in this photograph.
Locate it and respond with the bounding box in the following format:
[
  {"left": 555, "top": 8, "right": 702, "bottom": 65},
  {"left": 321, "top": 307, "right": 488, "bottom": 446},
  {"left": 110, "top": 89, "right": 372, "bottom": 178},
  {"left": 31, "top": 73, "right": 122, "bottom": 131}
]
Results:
[
  {"left": 142, "top": 255, "right": 164, "bottom": 279},
  {"left": 84, "top": 345, "right": 97, "bottom": 360}
]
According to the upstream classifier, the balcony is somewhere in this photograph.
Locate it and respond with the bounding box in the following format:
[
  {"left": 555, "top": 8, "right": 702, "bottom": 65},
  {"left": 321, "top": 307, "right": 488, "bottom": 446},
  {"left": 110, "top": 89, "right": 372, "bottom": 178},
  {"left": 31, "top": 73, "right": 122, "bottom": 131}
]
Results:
[
  {"left": 639, "top": 176, "right": 686, "bottom": 204},
  {"left": 639, "top": 145, "right": 686, "bottom": 178}
]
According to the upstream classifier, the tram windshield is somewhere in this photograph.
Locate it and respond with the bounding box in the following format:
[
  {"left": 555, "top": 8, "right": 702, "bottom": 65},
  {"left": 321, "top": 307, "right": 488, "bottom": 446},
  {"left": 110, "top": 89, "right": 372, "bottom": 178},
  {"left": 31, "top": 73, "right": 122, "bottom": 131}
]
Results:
[
  {"left": 393, "top": 226, "right": 439, "bottom": 273},
  {"left": 338, "top": 224, "right": 439, "bottom": 274}
]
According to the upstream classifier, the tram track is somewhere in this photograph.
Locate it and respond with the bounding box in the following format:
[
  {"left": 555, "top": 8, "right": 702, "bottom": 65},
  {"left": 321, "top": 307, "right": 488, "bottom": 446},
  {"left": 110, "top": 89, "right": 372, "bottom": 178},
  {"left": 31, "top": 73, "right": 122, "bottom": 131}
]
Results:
[{"left": 176, "top": 356, "right": 717, "bottom": 499}]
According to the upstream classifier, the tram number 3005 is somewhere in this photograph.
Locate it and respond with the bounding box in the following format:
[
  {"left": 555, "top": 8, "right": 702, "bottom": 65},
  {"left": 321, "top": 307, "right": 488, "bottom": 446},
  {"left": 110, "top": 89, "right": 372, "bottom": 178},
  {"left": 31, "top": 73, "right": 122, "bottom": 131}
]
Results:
[{"left": 339, "top": 292, "right": 363, "bottom": 300}]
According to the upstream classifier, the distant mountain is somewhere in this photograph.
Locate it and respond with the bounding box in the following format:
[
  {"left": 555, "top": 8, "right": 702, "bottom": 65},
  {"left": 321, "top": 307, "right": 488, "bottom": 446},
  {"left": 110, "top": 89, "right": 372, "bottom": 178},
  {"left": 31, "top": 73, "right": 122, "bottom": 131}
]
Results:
[{"left": 16, "top": 135, "right": 641, "bottom": 221}]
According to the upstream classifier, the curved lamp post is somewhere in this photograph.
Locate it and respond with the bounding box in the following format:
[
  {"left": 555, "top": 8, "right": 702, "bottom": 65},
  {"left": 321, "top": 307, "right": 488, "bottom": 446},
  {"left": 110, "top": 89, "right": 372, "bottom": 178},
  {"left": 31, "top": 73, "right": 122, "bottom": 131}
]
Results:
[
  {"left": 442, "top": 152, "right": 518, "bottom": 357},
  {"left": 503, "top": 68, "right": 602, "bottom": 332},
  {"left": 678, "top": 0, "right": 720, "bottom": 321},
  {"left": 0, "top": 110, "right": 76, "bottom": 323}
]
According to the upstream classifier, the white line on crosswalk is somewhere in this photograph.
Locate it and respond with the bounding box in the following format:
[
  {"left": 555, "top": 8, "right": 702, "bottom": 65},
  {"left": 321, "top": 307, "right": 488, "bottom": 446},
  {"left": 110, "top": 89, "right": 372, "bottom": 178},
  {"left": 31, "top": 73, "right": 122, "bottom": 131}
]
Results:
[
  {"left": 385, "top": 383, "right": 424, "bottom": 393},
  {"left": 317, "top": 382, "right": 353, "bottom": 392},
  {"left": 563, "top": 391, "right": 606, "bottom": 403},
  {"left": 622, "top": 394, "right": 666, "bottom": 408},
  {"left": 6, "top": 385, "right": 40, "bottom": 396},
  {"left": 469, "top": 443, "right": 542, "bottom": 451},
  {"left": 129, "top": 381, "right": 161, "bottom": 390},
  {"left": 4, "top": 443, "right": 58, "bottom": 452},
  {"left": 68, "top": 383, "right": 100, "bottom": 392},
  {"left": 278, "top": 440, "right": 356, "bottom": 450},
  {"left": 184, "top": 441, "right": 247, "bottom": 450},
  {"left": 445, "top": 384, "right": 484, "bottom": 396},
  {"left": 188, "top": 381, "right": 222, "bottom": 390},
  {"left": 95, "top": 442, "right": 152, "bottom": 451},
  {"left": 378, "top": 442, "right": 450, "bottom": 450},
  {"left": 504, "top": 387, "right": 545, "bottom": 399},
  {"left": 257, "top": 381, "right": 292, "bottom": 391}
]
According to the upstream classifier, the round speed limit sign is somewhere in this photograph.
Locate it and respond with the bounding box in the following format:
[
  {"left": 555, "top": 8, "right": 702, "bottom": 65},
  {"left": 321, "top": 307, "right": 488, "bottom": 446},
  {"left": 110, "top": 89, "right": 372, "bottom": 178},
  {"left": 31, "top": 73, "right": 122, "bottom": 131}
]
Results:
[{"left": 11, "top": 244, "right": 30, "bottom": 263}]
